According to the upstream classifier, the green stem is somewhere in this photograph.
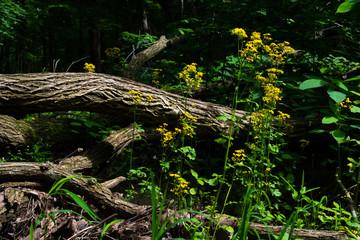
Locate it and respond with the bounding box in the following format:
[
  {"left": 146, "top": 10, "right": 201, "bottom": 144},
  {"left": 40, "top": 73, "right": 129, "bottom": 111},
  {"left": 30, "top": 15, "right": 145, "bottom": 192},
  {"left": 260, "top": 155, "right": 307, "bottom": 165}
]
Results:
[{"left": 130, "top": 104, "right": 137, "bottom": 170}]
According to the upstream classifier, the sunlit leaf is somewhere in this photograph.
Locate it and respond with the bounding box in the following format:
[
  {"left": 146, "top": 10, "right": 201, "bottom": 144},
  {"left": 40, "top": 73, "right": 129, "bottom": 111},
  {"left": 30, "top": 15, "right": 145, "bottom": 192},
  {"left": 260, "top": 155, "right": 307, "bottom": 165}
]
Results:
[
  {"left": 299, "top": 79, "right": 328, "bottom": 90},
  {"left": 322, "top": 116, "right": 338, "bottom": 124},
  {"left": 327, "top": 89, "right": 346, "bottom": 103}
]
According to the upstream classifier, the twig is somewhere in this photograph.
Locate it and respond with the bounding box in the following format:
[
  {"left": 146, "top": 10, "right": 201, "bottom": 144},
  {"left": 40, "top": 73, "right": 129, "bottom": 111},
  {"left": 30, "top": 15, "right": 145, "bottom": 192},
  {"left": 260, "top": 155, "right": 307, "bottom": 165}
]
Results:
[
  {"left": 335, "top": 167, "right": 358, "bottom": 222},
  {"left": 66, "top": 56, "right": 89, "bottom": 72},
  {"left": 66, "top": 213, "right": 118, "bottom": 240}
]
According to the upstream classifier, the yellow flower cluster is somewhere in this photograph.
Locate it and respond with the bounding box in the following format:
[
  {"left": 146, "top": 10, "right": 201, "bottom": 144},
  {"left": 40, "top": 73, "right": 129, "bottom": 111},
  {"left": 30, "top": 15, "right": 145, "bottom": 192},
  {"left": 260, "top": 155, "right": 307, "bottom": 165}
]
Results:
[
  {"left": 152, "top": 68, "right": 162, "bottom": 85},
  {"left": 339, "top": 97, "right": 352, "bottom": 109},
  {"left": 156, "top": 123, "right": 181, "bottom": 144},
  {"left": 180, "top": 111, "right": 197, "bottom": 138},
  {"left": 262, "top": 84, "right": 283, "bottom": 107},
  {"left": 169, "top": 173, "right": 189, "bottom": 195},
  {"left": 268, "top": 41, "right": 295, "bottom": 65},
  {"left": 179, "top": 63, "right": 204, "bottom": 89},
  {"left": 236, "top": 28, "right": 295, "bottom": 64},
  {"left": 249, "top": 109, "right": 274, "bottom": 130},
  {"left": 157, "top": 112, "right": 197, "bottom": 144},
  {"left": 105, "top": 47, "right": 121, "bottom": 58},
  {"left": 277, "top": 111, "right": 290, "bottom": 125},
  {"left": 232, "top": 149, "right": 246, "bottom": 162},
  {"left": 128, "top": 90, "right": 142, "bottom": 103},
  {"left": 232, "top": 28, "right": 248, "bottom": 39},
  {"left": 84, "top": 63, "right": 95, "bottom": 73}
]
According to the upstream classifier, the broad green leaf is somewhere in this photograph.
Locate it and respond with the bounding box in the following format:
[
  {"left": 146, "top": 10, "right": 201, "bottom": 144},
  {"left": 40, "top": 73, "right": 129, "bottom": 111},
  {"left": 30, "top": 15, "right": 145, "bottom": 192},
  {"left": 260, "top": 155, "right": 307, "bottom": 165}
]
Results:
[
  {"left": 327, "top": 89, "right": 346, "bottom": 103},
  {"left": 351, "top": 106, "right": 360, "bottom": 113},
  {"left": 331, "top": 130, "right": 346, "bottom": 143},
  {"left": 299, "top": 79, "right": 328, "bottom": 90},
  {"left": 190, "top": 188, "right": 196, "bottom": 195},
  {"left": 336, "top": 1, "right": 355, "bottom": 13},
  {"left": 322, "top": 116, "right": 339, "bottom": 124}
]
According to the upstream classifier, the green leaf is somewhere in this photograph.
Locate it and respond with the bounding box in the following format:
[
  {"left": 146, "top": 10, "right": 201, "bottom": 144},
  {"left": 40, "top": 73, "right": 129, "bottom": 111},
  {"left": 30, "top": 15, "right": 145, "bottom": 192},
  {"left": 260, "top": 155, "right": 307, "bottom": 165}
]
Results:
[
  {"left": 190, "top": 188, "right": 196, "bottom": 195},
  {"left": 208, "top": 178, "right": 218, "bottom": 186},
  {"left": 190, "top": 169, "right": 198, "bottom": 179},
  {"left": 308, "top": 129, "right": 326, "bottom": 134},
  {"left": 331, "top": 130, "right": 346, "bottom": 143},
  {"left": 179, "top": 146, "right": 196, "bottom": 160},
  {"left": 322, "top": 116, "right": 339, "bottom": 124},
  {"left": 70, "top": 122, "right": 82, "bottom": 126},
  {"left": 327, "top": 89, "right": 346, "bottom": 103},
  {"left": 299, "top": 79, "right": 328, "bottom": 90},
  {"left": 336, "top": 1, "right": 355, "bottom": 13},
  {"left": 216, "top": 116, "right": 228, "bottom": 122},
  {"left": 100, "top": 219, "right": 124, "bottom": 240},
  {"left": 62, "top": 189, "right": 100, "bottom": 221},
  {"left": 215, "top": 137, "right": 227, "bottom": 145},
  {"left": 351, "top": 106, "right": 360, "bottom": 113},
  {"left": 350, "top": 125, "right": 360, "bottom": 130}
]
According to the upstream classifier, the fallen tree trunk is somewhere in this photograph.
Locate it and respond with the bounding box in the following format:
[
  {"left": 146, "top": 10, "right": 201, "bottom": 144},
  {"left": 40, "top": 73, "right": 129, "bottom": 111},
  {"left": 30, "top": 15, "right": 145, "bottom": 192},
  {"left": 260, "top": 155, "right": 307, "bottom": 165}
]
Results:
[
  {"left": 0, "top": 161, "right": 350, "bottom": 240},
  {"left": 0, "top": 72, "right": 314, "bottom": 144},
  {"left": 0, "top": 72, "right": 249, "bottom": 139}
]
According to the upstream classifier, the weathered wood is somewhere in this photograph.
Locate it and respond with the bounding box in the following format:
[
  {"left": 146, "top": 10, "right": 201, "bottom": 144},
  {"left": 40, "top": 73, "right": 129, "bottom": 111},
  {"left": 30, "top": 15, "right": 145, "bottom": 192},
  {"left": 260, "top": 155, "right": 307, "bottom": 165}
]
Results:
[
  {"left": 0, "top": 166, "right": 350, "bottom": 240},
  {"left": 124, "top": 35, "right": 186, "bottom": 80},
  {"left": 0, "top": 161, "right": 139, "bottom": 218},
  {"left": 58, "top": 124, "right": 140, "bottom": 171},
  {"left": 0, "top": 72, "right": 249, "bottom": 138}
]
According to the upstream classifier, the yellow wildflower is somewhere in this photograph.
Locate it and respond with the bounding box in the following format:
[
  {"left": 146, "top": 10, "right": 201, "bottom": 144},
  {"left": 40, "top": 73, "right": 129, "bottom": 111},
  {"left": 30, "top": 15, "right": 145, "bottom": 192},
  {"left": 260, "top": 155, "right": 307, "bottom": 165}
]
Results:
[
  {"left": 263, "top": 33, "right": 272, "bottom": 41},
  {"left": 232, "top": 149, "right": 246, "bottom": 162},
  {"left": 265, "top": 167, "right": 271, "bottom": 172},
  {"left": 232, "top": 28, "right": 248, "bottom": 38},
  {"left": 170, "top": 174, "right": 190, "bottom": 195},
  {"left": 179, "top": 63, "right": 203, "bottom": 89},
  {"left": 105, "top": 47, "right": 121, "bottom": 58},
  {"left": 128, "top": 90, "right": 142, "bottom": 103},
  {"left": 147, "top": 95, "right": 154, "bottom": 102},
  {"left": 251, "top": 32, "right": 261, "bottom": 41},
  {"left": 84, "top": 63, "right": 95, "bottom": 73},
  {"left": 152, "top": 68, "right": 162, "bottom": 85},
  {"left": 262, "top": 84, "right": 283, "bottom": 107},
  {"left": 277, "top": 111, "right": 290, "bottom": 125},
  {"left": 249, "top": 109, "right": 274, "bottom": 130},
  {"left": 339, "top": 98, "right": 352, "bottom": 109},
  {"left": 157, "top": 123, "right": 177, "bottom": 144}
]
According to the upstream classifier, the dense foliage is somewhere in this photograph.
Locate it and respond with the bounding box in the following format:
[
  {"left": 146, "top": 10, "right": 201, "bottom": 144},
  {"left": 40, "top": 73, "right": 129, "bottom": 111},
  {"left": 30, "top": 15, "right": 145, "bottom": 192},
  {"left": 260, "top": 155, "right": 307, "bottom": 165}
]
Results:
[{"left": 1, "top": 0, "right": 360, "bottom": 239}]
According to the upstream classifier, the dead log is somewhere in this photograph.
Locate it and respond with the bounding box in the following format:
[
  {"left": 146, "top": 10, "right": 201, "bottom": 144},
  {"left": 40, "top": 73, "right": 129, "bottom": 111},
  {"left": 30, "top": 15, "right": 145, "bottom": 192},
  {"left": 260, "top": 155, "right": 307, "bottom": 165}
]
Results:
[
  {"left": 0, "top": 165, "right": 350, "bottom": 240},
  {"left": 0, "top": 161, "right": 140, "bottom": 218},
  {"left": 124, "top": 35, "right": 187, "bottom": 80},
  {"left": 0, "top": 114, "right": 84, "bottom": 150},
  {"left": 0, "top": 72, "right": 250, "bottom": 139},
  {"left": 58, "top": 123, "right": 140, "bottom": 171}
]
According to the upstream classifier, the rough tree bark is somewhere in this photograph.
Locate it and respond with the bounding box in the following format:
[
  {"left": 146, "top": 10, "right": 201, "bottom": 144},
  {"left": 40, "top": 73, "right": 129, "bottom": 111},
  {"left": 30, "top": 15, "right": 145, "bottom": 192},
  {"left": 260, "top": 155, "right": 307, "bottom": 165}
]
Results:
[
  {"left": 0, "top": 72, "right": 251, "bottom": 139},
  {"left": 124, "top": 35, "right": 187, "bottom": 80},
  {"left": 0, "top": 161, "right": 350, "bottom": 239}
]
